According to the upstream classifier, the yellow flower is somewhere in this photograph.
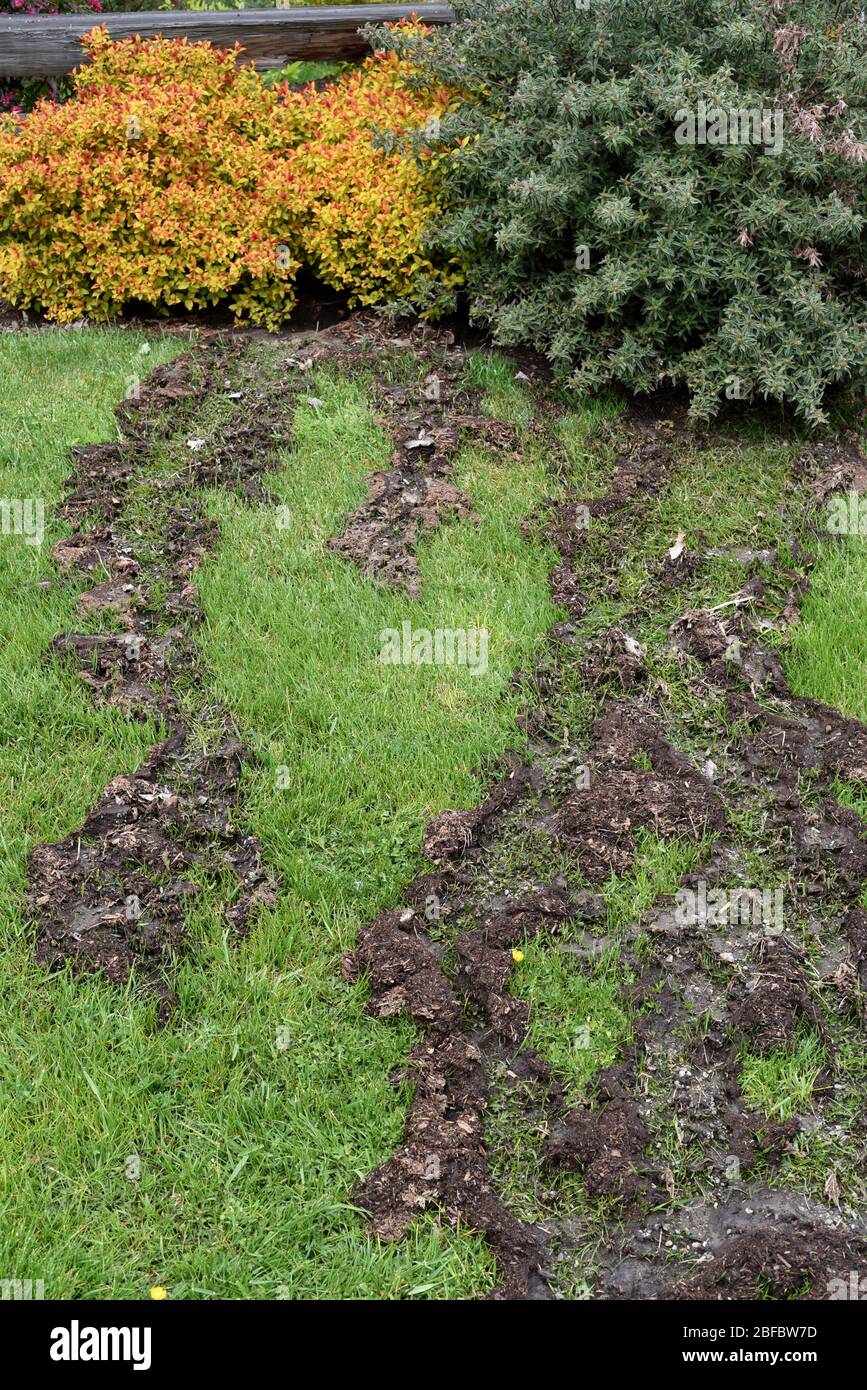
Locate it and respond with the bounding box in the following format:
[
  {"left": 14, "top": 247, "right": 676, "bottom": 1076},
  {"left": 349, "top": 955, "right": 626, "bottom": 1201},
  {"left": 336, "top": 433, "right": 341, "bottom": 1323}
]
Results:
[
  {"left": 511, "top": 949, "right": 524, "bottom": 963},
  {"left": 150, "top": 1286, "right": 168, "bottom": 1300}
]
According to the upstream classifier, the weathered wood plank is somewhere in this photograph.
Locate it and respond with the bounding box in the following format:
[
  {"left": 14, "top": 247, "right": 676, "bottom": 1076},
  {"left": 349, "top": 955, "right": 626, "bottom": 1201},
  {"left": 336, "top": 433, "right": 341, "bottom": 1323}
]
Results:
[{"left": 0, "top": 4, "right": 454, "bottom": 78}]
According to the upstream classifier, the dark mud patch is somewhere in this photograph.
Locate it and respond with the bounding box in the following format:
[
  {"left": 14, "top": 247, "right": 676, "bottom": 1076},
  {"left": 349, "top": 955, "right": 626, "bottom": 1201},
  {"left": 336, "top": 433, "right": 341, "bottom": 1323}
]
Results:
[
  {"left": 343, "top": 905, "right": 547, "bottom": 1299},
  {"left": 673, "top": 593, "right": 867, "bottom": 788},
  {"left": 555, "top": 702, "right": 725, "bottom": 881},
  {"left": 671, "top": 603, "right": 867, "bottom": 921},
  {"left": 330, "top": 468, "right": 474, "bottom": 596},
  {"left": 29, "top": 735, "right": 274, "bottom": 1022},
  {"left": 48, "top": 632, "right": 175, "bottom": 720},
  {"left": 603, "top": 1190, "right": 867, "bottom": 1300},
  {"left": 843, "top": 908, "right": 867, "bottom": 991},
  {"left": 615, "top": 908, "right": 808, "bottom": 1190},
  {"left": 665, "top": 1223, "right": 867, "bottom": 1300},
  {"left": 731, "top": 936, "right": 828, "bottom": 1054},
  {"left": 578, "top": 626, "right": 648, "bottom": 692},
  {"left": 422, "top": 757, "right": 535, "bottom": 866},
  {"left": 544, "top": 1058, "right": 651, "bottom": 1202},
  {"left": 541, "top": 422, "right": 674, "bottom": 622},
  {"left": 454, "top": 884, "right": 579, "bottom": 1046},
  {"left": 802, "top": 430, "right": 867, "bottom": 504},
  {"left": 730, "top": 692, "right": 867, "bottom": 786}
]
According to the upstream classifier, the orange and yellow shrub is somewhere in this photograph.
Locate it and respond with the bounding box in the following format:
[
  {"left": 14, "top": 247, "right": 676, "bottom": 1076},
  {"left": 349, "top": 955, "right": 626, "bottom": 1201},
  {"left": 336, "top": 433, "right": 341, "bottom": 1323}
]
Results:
[
  {"left": 0, "top": 27, "right": 456, "bottom": 326},
  {"left": 279, "top": 58, "right": 453, "bottom": 306}
]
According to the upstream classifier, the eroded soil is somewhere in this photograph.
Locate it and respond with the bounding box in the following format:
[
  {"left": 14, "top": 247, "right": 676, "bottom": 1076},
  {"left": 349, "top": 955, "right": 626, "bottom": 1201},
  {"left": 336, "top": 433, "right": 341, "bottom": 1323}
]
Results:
[
  {"left": 338, "top": 361, "right": 867, "bottom": 1299},
  {"left": 28, "top": 346, "right": 286, "bottom": 1015}
]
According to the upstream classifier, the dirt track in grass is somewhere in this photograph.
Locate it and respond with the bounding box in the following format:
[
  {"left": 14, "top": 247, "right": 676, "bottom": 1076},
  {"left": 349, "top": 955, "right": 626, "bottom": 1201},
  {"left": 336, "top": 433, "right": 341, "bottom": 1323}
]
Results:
[
  {"left": 27, "top": 313, "right": 867, "bottom": 1298},
  {"left": 28, "top": 346, "right": 284, "bottom": 1017},
  {"left": 337, "top": 339, "right": 867, "bottom": 1299}
]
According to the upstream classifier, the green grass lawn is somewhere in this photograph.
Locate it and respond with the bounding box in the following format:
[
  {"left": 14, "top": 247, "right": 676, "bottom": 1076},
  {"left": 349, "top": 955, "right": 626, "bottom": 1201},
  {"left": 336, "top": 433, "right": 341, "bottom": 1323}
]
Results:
[
  {"left": 785, "top": 539, "right": 867, "bottom": 724},
  {"left": 0, "top": 327, "right": 864, "bottom": 1299},
  {"left": 0, "top": 330, "right": 559, "bottom": 1298}
]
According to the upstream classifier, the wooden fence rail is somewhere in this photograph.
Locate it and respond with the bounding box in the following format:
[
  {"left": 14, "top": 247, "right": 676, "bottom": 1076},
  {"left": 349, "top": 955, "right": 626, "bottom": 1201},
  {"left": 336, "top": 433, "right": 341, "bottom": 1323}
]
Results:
[{"left": 0, "top": 4, "right": 455, "bottom": 78}]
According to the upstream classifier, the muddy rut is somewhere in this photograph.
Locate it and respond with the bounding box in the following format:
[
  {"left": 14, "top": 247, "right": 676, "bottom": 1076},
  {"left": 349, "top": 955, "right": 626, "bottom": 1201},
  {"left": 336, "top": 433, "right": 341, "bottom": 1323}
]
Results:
[
  {"left": 28, "top": 344, "right": 286, "bottom": 1017},
  {"left": 332, "top": 330, "right": 867, "bottom": 1299}
]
